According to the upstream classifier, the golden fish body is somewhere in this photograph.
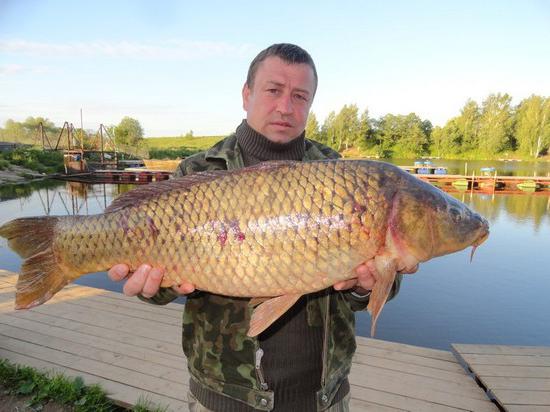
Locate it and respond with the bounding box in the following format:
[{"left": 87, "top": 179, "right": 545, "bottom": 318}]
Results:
[{"left": 0, "top": 160, "right": 489, "bottom": 335}]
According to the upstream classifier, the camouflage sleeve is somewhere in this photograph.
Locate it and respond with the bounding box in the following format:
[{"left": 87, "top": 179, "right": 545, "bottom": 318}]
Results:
[
  {"left": 138, "top": 287, "right": 180, "bottom": 305},
  {"left": 343, "top": 273, "right": 403, "bottom": 312}
]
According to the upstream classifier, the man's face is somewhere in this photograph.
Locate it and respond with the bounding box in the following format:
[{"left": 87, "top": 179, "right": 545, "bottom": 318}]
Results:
[{"left": 242, "top": 56, "right": 316, "bottom": 143}]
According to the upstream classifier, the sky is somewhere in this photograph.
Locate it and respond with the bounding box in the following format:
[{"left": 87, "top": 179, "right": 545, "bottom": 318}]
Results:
[{"left": 1, "top": 0, "right": 550, "bottom": 137}]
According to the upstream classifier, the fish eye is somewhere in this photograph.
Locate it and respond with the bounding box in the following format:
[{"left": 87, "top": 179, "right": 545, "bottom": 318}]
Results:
[{"left": 450, "top": 208, "right": 462, "bottom": 221}]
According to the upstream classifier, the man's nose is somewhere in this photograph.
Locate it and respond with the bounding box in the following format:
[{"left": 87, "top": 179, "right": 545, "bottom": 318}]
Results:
[{"left": 276, "top": 94, "right": 293, "bottom": 114}]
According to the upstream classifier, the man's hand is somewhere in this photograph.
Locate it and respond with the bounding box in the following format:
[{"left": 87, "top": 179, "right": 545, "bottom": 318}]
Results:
[
  {"left": 108, "top": 264, "right": 195, "bottom": 298},
  {"left": 333, "top": 262, "right": 418, "bottom": 294},
  {"left": 333, "top": 263, "right": 376, "bottom": 294}
]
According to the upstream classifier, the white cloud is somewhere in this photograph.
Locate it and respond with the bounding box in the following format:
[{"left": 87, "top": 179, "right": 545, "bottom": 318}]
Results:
[
  {"left": 0, "top": 64, "right": 51, "bottom": 76},
  {"left": 0, "top": 39, "right": 252, "bottom": 60}
]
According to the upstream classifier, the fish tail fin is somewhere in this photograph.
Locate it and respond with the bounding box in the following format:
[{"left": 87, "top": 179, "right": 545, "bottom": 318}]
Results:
[
  {"left": 366, "top": 257, "right": 398, "bottom": 336},
  {"left": 0, "top": 217, "right": 74, "bottom": 309}
]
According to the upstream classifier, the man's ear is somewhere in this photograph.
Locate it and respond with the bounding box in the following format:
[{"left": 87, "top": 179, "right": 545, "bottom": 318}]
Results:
[{"left": 242, "top": 82, "right": 250, "bottom": 111}]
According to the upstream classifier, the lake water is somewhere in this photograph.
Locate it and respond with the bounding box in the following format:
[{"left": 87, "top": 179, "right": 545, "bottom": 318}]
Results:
[{"left": 1, "top": 160, "right": 549, "bottom": 350}]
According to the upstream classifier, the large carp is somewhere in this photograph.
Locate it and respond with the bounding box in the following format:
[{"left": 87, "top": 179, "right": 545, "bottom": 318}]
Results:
[{"left": 0, "top": 160, "right": 489, "bottom": 336}]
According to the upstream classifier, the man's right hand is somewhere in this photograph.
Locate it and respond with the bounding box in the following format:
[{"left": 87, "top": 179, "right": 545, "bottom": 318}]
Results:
[{"left": 108, "top": 264, "right": 196, "bottom": 298}]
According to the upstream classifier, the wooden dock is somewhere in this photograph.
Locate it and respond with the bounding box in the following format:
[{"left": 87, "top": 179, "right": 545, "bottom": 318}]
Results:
[
  {"left": 0, "top": 269, "right": 524, "bottom": 411},
  {"left": 410, "top": 173, "right": 550, "bottom": 195},
  {"left": 54, "top": 169, "right": 172, "bottom": 184},
  {"left": 453, "top": 344, "right": 550, "bottom": 412}
]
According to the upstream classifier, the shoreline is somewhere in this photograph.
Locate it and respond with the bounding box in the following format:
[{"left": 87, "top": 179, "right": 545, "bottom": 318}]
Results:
[{"left": 0, "top": 165, "right": 47, "bottom": 186}]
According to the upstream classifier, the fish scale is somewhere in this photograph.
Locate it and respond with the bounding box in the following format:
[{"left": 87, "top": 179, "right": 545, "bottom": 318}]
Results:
[{"left": 0, "top": 159, "right": 489, "bottom": 336}]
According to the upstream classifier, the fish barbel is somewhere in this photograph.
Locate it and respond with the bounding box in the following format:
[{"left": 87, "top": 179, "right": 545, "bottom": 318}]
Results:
[{"left": 0, "top": 160, "right": 489, "bottom": 336}]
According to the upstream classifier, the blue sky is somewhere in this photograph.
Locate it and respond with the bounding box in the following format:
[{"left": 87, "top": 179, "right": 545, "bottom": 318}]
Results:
[{"left": 1, "top": 0, "right": 549, "bottom": 137}]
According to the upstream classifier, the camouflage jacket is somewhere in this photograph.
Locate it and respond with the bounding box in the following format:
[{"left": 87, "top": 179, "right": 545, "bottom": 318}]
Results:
[{"left": 141, "top": 133, "right": 402, "bottom": 411}]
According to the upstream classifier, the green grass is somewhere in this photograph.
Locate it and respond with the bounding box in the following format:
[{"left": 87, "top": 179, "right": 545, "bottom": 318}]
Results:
[
  {"left": 0, "top": 359, "right": 169, "bottom": 412},
  {"left": 143, "top": 135, "right": 224, "bottom": 159},
  {"left": 144, "top": 135, "right": 224, "bottom": 150},
  {"left": 0, "top": 158, "right": 10, "bottom": 170}
]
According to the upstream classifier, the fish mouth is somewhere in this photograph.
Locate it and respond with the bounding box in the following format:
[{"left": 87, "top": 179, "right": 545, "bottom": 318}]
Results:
[{"left": 469, "top": 224, "right": 489, "bottom": 262}]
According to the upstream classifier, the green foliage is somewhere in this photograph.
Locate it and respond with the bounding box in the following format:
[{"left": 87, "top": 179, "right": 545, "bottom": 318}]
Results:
[
  {"left": 143, "top": 135, "right": 224, "bottom": 159},
  {"left": 114, "top": 117, "right": 144, "bottom": 147},
  {"left": 0, "top": 148, "right": 64, "bottom": 174},
  {"left": 371, "top": 113, "right": 431, "bottom": 157},
  {"left": 477, "top": 93, "right": 515, "bottom": 155},
  {"left": 148, "top": 147, "right": 199, "bottom": 159},
  {"left": 0, "top": 359, "right": 169, "bottom": 411},
  {"left": 515, "top": 95, "right": 550, "bottom": 158},
  {"left": 0, "top": 359, "right": 115, "bottom": 411},
  {"left": 143, "top": 135, "right": 224, "bottom": 150},
  {"left": 305, "top": 112, "right": 320, "bottom": 141},
  {"left": 0, "top": 117, "right": 60, "bottom": 144},
  {"left": 0, "top": 159, "right": 10, "bottom": 170}
]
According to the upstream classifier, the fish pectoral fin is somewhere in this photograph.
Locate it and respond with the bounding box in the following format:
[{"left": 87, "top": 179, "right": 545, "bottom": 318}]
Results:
[
  {"left": 249, "top": 297, "right": 272, "bottom": 307},
  {"left": 366, "top": 256, "right": 398, "bottom": 337},
  {"left": 248, "top": 294, "right": 302, "bottom": 337}
]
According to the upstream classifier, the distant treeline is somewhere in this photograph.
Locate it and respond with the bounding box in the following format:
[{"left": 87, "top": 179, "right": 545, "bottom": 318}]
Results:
[
  {"left": 307, "top": 93, "right": 550, "bottom": 159},
  {"left": 2, "top": 93, "right": 549, "bottom": 159}
]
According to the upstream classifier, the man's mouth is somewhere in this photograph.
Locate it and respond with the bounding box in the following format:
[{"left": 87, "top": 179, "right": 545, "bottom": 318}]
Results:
[{"left": 270, "top": 121, "right": 292, "bottom": 128}]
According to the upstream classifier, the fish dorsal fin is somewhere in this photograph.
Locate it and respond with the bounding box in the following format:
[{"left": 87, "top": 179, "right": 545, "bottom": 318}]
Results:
[
  {"left": 104, "top": 161, "right": 299, "bottom": 213},
  {"left": 247, "top": 294, "right": 302, "bottom": 337}
]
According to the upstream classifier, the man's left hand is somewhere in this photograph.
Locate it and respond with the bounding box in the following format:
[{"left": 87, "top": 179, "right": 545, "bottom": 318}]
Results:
[{"left": 333, "top": 263, "right": 375, "bottom": 295}]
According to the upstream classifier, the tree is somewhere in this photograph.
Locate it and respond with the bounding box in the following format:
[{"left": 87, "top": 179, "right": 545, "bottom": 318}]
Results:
[
  {"left": 515, "top": 95, "right": 550, "bottom": 158},
  {"left": 358, "top": 109, "right": 374, "bottom": 150},
  {"left": 114, "top": 117, "right": 144, "bottom": 146},
  {"left": 305, "top": 112, "right": 320, "bottom": 142},
  {"left": 23, "top": 116, "right": 57, "bottom": 135},
  {"left": 372, "top": 113, "right": 430, "bottom": 157},
  {"left": 320, "top": 111, "right": 336, "bottom": 148},
  {"left": 456, "top": 99, "right": 480, "bottom": 152},
  {"left": 333, "top": 104, "right": 361, "bottom": 151},
  {"left": 2, "top": 119, "right": 28, "bottom": 142},
  {"left": 477, "top": 93, "right": 514, "bottom": 155},
  {"left": 434, "top": 118, "right": 462, "bottom": 156}
]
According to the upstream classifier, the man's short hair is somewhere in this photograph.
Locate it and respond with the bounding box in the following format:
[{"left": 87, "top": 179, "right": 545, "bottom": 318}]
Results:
[{"left": 246, "top": 43, "right": 318, "bottom": 93}]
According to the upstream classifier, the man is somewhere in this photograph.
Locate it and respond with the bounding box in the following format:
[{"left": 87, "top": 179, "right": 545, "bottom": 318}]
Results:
[{"left": 109, "top": 43, "right": 402, "bottom": 411}]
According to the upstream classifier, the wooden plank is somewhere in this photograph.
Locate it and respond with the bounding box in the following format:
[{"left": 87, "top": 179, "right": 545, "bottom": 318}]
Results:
[
  {"left": 494, "top": 389, "right": 550, "bottom": 405},
  {"left": 470, "top": 365, "right": 550, "bottom": 379},
  {"left": 359, "top": 337, "right": 455, "bottom": 361},
  {"left": 6, "top": 309, "right": 183, "bottom": 356},
  {"left": 355, "top": 344, "right": 468, "bottom": 374},
  {"left": 483, "top": 376, "right": 550, "bottom": 391},
  {"left": 349, "top": 368, "right": 496, "bottom": 410},
  {"left": 353, "top": 352, "right": 483, "bottom": 389},
  {"left": 0, "top": 349, "right": 185, "bottom": 411},
  {"left": 349, "top": 397, "right": 405, "bottom": 411},
  {"left": 0, "top": 314, "right": 185, "bottom": 368},
  {"left": 507, "top": 406, "right": 550, "bottom": 412},
  {"left": 47, "top": 290, "right": 182, "bottom": 326},
  {"left": 0, "top": 335, "right": 187, "bottom": 401},
  {"left": 16, "top": 299, "right": 180, "bottom": 344},
  {"left": 458, "top": 353, "right": 550, "bottom": 367},
  {"left": 350, "top": 385, "right": 479, "bottom": 412},
  {"left": 453, "top": 343, "right": 550, "bottom": 357},
  {"left": 453, "top": 344, "right": 550, "bottom": 411},
  {"left": 0, "top": 323, "right": 188, "bottom": 383}
]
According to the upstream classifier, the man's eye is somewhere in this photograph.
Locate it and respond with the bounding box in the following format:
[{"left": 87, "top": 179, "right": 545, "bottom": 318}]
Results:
[
  {"left": 267, "top": 88, "right": 279, "bottom": 94},
  {"left": 295, "top": 94, "right": 307, "bottom": 101}
]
